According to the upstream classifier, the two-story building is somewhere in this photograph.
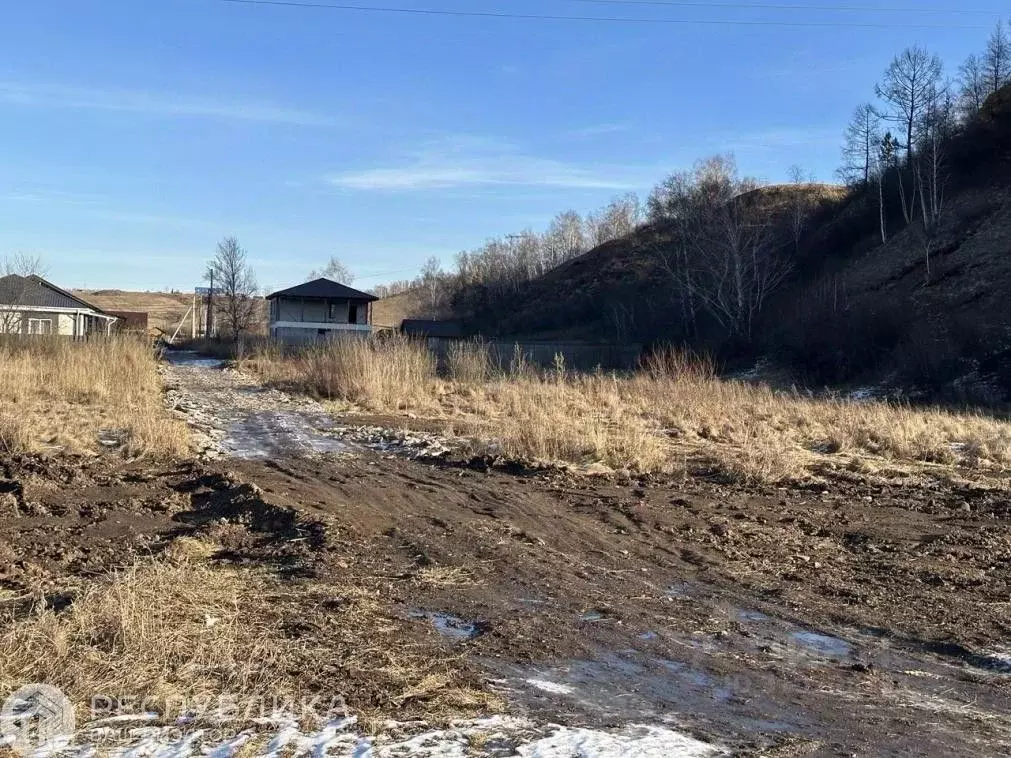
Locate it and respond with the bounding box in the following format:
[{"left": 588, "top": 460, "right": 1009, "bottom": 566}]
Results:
[{"left": 265, "top": 278, "right": 378, "bottom": 344}]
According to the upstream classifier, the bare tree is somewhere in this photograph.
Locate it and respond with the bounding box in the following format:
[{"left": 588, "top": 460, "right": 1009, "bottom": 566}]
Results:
[
  {"left": 542, "top": 210, "right": 587, "bottom": 270},
  {"left": 958, "top": 53, "right": 988, "bottom": 117},
  {"left": 840, "top": 104, "right": 881, "bottom": 187},
  {"left": 914, "top": 90, "right": 952, "bottom": 282},
  {"left": 983, "top": 20, "right": 1011, "bottom": 96},
  {"left": 586, "top": 193, "right": 642, "bottom": 245},
  {"left": 206, "top": 237, "right": 259, "bottom": 341},
  {"left": 876, "top": 46, "right": 943, "bottom": 225},
  {"left": 787, "top": 165, "right": 815, "bottom": 254},
  {"left": 0, "top": 255, "right": 45, "bottom": 335},
  {"left": 651, "top": 156, "right": 789, "bottom": 340},
  {"left": 418, "top": 256, "right": 448, "bottom": 314},
  {"left": 308, "top": 257, "right": 354, "bottom": 284}
]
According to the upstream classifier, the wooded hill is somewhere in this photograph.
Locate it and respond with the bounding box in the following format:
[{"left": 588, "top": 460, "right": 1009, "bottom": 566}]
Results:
[{"left": 404, "top": 82, "right": 1011, "bottom": 403}]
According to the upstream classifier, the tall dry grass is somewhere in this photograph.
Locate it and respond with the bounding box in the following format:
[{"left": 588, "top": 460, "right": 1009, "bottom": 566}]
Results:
[
  {"left": 0, "top": 547, "right": 497, "bottom": 725},
  {"left": 241, "top": 339, "right": 1011, "bottom": 482},
  {"left": 246, "top": 334, "right": 440, "bottom": 412},
  {"left": 0, "top": 336, "right": 188, "bottom": 457}
]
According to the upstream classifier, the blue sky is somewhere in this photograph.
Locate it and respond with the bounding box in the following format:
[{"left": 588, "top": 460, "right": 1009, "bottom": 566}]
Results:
[{"left": 0, "top": 0, "right": 1004, "bottom": 292}]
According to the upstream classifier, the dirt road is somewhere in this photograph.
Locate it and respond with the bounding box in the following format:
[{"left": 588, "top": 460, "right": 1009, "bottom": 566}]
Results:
[{"left": 7, "top": 352, "right": 1011, "bottom": 755}]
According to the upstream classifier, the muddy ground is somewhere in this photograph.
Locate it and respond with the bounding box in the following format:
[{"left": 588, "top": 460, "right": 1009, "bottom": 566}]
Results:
[{"left": 2, "top": 352, "right": 1011, "bottom": 756}]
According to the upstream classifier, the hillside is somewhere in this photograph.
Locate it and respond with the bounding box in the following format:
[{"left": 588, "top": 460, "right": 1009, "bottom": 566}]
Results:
[
  {"left": 455, "top": 184, "right": 847, "bottom": 343},
  {"left": 440, "top": 84, "right": 1011, "bottom": 403},
  {"left": 371, "top": 287, "right": 442, "bottom": 329},
  {"left": 75, "top": 289, "right": 269, "bottom": 337},
  {"left": 74, "top": 290, "right": 195, "bottom": 335}
]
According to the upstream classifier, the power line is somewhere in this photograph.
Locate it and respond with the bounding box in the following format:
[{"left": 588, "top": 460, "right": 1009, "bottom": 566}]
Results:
[
  {"left": 564, "top": 0, "right": 996, "bottom": 15},
  {"left": 217, "top": 0, "right": 990, "bottom": 29}
]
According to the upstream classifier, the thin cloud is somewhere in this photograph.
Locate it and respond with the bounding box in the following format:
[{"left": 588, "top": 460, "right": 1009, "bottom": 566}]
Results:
[
  {"left": 0, "top": 81, "right": 335, "bottom": 126},
  {"left": 327, "top": 135, "right": 646, "bottom": 191},
  {"left": 569, "top": 122, "right": 633, "bottom": 138},
  {"left": 713, "top": 127, "right": 840, "bottom": 152}
]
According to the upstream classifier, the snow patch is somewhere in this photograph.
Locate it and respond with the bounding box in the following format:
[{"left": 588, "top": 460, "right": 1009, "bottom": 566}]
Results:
[
  {"left": 55, "top": 715, "right": 722, "bottom": 757},
  {"left": 517, "top": 724, "right": 721, "bottom": 757}
]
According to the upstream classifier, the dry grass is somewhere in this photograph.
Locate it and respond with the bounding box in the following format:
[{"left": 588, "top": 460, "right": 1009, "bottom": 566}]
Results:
[
  {"left": 242, "top": 338, "right": 1011, "bottom": 483},
  {"left": 0, "top": 336, "right": 189, "bottom": 457},
  {"left": 246, "top": 335, "right": 439, "bottom": 413},
  {"left": 0, "top": 547, "right": 497, "bottom": 726}
]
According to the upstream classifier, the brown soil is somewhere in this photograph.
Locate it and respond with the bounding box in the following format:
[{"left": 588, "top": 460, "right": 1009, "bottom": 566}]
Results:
[{"left": 3, "top": 448, "right": 1011, "bottom": 755}]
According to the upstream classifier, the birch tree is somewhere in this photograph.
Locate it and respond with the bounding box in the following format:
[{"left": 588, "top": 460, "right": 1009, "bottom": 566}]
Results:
[
  {"left": 958, "top": 53, "right": 988, "bottom": 118},
  {"left": 915, "top": 90, "right": 953, "bottom": 281},
  {"left": 983, "top": 21, "right": 1011, "bottom": 95},
  {"left": 840, "top": 104, "right": 881, "bottom": 187},
  {"left": 650, "top": 156, "right": 788, "bottom": 340},
  {"left": 542, "top": 211, "right": 587, "bottom": 269},
  {"left": 876, "top": 47, "right": 943, "bottom": 225}
]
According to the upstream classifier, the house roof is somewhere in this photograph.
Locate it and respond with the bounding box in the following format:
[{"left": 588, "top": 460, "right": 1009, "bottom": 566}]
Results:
[
  {"left": 400, "top": 319, "right": 465, "bottom": 338},
  {"left": 266, "top": 278, "right": 379, "bottom": 302},
  {"left": 0, "top": 274, "right": 110, "bottom": 314}
]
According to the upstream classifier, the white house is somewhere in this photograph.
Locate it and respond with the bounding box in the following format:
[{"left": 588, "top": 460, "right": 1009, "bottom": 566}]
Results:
[
  {"left": 0, "top": 275, "right": 117, "bottom": 337},
  {"left": 265, "top": 278, "right": 378, "bottom": 344}
]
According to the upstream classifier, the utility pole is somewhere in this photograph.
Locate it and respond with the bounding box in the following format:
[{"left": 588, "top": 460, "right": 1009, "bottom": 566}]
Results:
[{"left": 205, "top": 271, "right": 214, "bottom": 339}]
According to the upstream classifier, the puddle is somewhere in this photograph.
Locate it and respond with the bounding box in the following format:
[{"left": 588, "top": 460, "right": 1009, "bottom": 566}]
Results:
[
  {"left": 222, "top": 412, "right": 351, "bottom": 459},
  {"left": 580, "top": 609, "right": 608, "bottom": 622},
  {"left": 638, "top": 631, "right": 659, "bottom": 641},
  {"left": 974, "top": 652, "right": 1011, "bottom": 673},
  {"left": 791, "top": 631, "right": 852, "bottom": 659},
  {"left": 409, "top": 610, "right": 482, "bottom": 641},
  {"left": 738, "top": 610, "right": 770, "bottom": 622},
  {"left": 164, "top": 351, "right": 225, "bottom": 369}
]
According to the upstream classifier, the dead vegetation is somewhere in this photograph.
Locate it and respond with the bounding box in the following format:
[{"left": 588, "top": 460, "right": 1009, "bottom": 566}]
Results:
[
  {"left": 0, "top": 336, "right": 188, "bottom": 457},
  {"left": 0, "top": 536, "right": 497, "bottom": 728},
  {"left": 242, "top": 337, "right": 1011, "bottom": 483}
]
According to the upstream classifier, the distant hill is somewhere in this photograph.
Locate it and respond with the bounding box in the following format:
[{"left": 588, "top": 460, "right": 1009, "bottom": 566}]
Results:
[
  {"left": 75, "top": 289, "right": 268, "bottom": 337},
  {"left": 75, "top": 290, "right": 195, "bottom": 336},
  {"left": 372, "top": 288, "right": 442, "bottom": 330}
]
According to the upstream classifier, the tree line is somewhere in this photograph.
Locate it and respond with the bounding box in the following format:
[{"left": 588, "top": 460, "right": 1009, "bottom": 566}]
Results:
[
  {"left": 840, "top": 23, "right": 1011, "bottom": 275},
  {"left": 208, "top": 21, "right": 1011, "bottom": 342},
  {"left": 369, "top": 193, "right": 644, "bottom": 311}
]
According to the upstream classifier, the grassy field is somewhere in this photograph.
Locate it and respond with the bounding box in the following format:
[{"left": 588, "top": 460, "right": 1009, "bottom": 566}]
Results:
[
  {"left": 0, "top": 336, "right": 189, "bottom": 458},
  {"left": 242, "top": 337, "right": 1011, "bottom": 483}
]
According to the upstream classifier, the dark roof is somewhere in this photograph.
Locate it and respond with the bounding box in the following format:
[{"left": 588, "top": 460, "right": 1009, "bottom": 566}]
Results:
[
  {"left": 0, "top": 275, "right": 110, "bottom": 313},
  {"left": 400, "top": 319, "right": 465, "bottom": 338},
  {"left": 266, "top": 278, "right": 379, "bottom": 302}
]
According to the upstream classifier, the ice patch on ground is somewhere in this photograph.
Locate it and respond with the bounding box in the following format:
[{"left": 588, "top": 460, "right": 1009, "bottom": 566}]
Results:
[
  {"left": 408, "top": 610, "right": 482, "bottom": 641},
  {"left": 526, "top": 679, "right": 575, "bottom": 695},
  {"left": 163, "top": 351, "right": 226, "bottom": 370},
  {"left": 55, "top": 714, "right": 722, "bottom": 757},
  {"left": 790, "top": 631, "right": 852, "bottom": 659}
]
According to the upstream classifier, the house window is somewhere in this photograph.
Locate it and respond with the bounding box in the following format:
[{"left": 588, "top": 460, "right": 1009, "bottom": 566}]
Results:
[
  {"left": 27, "top": 319, "right": 52, "bottom": 335},
  {"left": 328, "top": 302, "right": 345, "bottom": 322}
]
